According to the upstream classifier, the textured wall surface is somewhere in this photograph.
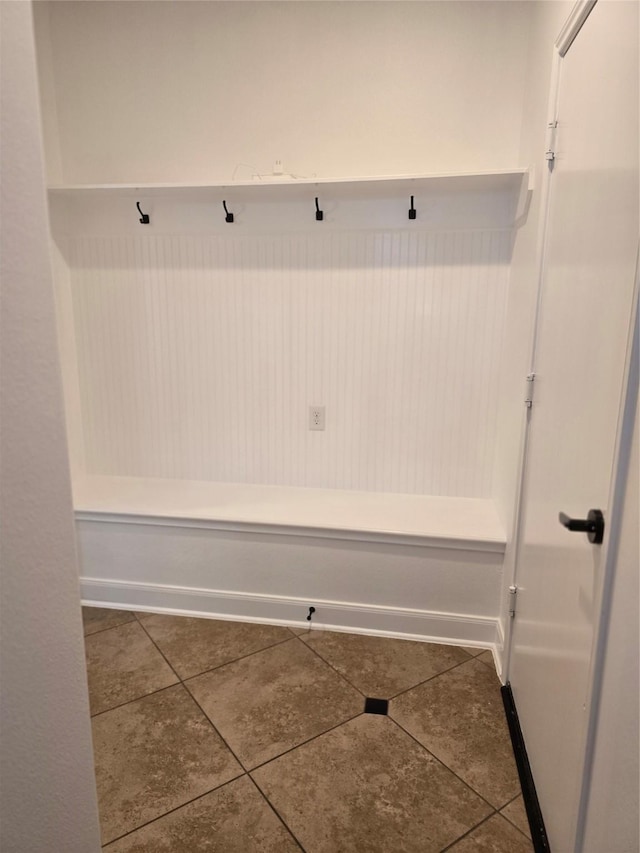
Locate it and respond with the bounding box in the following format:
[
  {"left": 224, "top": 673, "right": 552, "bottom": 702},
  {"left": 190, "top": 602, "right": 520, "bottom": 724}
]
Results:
[{"left": 0, "top": 4, "right": 101, "bottom": 850}]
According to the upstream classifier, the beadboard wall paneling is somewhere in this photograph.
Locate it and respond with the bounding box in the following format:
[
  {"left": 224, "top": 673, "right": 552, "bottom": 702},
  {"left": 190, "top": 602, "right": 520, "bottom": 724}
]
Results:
[{"left": 67, "top": 229, "right": 510, "bottom": 496}]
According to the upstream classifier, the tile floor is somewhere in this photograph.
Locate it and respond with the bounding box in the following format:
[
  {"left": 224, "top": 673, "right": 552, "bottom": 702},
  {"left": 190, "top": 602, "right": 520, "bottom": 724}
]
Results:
[{"left": 82, "top": 607, "right": 533, "bottom": 852}]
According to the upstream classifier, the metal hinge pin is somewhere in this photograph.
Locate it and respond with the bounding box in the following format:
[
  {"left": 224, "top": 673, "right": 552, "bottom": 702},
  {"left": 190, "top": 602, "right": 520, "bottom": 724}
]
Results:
[
  {"left": 545, "top": 120, "right": 558, "bottom": 165},
  {"left": 525, "top": 373, "right": 536, "bottom": 408}
]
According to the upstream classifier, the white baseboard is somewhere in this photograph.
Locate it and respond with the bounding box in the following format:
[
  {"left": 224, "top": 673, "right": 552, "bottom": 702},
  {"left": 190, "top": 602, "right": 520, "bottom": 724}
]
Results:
[
  {"left": 80, "top": 576, "right": 500, "bottom": 649},
  {"left": 494, "top": 618, "right": 506, "bottom": 680}
]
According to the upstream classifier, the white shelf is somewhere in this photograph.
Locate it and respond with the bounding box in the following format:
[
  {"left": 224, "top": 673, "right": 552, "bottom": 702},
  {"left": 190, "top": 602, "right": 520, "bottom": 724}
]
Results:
[
  {"left": 74, "top": 476, "right": 506, "bottom": 553},
  {"left": 48, "top": 169, "right": 528, "bottom": 202}
]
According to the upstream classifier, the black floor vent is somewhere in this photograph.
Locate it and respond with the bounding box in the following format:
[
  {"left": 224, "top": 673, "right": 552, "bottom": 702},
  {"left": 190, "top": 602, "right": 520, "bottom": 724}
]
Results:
[{"left": 364, "top": 697, "right": 389, "bottom": 715}]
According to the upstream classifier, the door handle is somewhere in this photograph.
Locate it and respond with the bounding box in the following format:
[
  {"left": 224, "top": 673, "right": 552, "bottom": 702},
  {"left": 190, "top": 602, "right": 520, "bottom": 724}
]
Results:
[{"left": 558, "top": 509, "right": 605, "bottom": 545}]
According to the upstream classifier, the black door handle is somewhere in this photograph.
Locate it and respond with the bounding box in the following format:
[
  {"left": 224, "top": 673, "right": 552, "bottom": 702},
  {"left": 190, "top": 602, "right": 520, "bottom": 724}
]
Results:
[{"left": 558, "top": 509, "right": 605, "bottom": 545}]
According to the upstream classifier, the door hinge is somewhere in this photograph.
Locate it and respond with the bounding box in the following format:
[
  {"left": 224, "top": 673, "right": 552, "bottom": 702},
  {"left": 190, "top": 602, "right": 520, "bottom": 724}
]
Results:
[
  {"left": 509, "top": 585, "right": 518, "bottom": 618},
  {"left": 525, "top": 372, "right": 535, "bottom": 408},
  {"left": 545, "top": 120, "right": 558, "bottom": 167}
]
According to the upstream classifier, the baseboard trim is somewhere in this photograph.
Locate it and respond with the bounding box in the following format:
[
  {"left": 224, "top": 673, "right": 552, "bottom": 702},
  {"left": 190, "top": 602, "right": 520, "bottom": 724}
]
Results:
[
  {"left": 80, "top": 576, "right": 500, "bottom": 648},
  {"left": 493, "top": 618, "right": 506, "bottom": 680},
  {"left": 501, "top": 682, "right": 551, "bottom": 853}
]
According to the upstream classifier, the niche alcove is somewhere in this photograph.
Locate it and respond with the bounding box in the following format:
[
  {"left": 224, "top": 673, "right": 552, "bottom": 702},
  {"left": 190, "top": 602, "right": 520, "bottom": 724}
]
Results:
[{"left": 35, "top": 0, "right": 541, "bottom": 659}]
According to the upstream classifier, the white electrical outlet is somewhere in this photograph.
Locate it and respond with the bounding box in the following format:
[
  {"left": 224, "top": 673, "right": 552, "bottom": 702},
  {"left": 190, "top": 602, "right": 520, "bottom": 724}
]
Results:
[{"left": 309, "top": 405, "right": 325, "bottom": 431}]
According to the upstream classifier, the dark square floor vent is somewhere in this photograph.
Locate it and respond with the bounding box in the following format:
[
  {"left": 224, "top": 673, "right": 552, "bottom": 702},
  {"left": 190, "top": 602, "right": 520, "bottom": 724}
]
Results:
[{"left": 364, "top": 697, "right": 389, "bottom": 715}]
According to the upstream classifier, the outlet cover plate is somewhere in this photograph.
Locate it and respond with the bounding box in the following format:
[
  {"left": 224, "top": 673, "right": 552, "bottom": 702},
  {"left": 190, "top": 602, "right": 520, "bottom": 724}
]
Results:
[{"left": 309, "top": 405, "right": 325, "bottom": 430}]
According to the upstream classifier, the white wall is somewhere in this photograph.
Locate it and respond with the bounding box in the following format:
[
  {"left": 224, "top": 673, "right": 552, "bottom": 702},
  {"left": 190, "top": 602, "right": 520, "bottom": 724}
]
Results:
[
  {"left": 0, "top": 3, "right": 101, "bottom": 851},
  {"left": 36, "top": 1, "right": 532, "bottom": 185}
]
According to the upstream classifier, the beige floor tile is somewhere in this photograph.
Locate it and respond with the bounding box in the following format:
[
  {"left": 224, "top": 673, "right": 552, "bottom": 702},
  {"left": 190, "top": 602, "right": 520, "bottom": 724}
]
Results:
[
  {"left": 85, "top": 621, "right": 178, "bottom": 715},
  {"left": 186, "top": 638, "right": 362, "bottom": 769},
  {"left": 460, "top": 647, "right": 486, "bottom": 657},
  {"left": 92, "top": 684, "right": 242, "bottom": 845},
  {"left": 104, "top": 776, "right": 300, "bottom": 852},
  {"left": 390, "top": 658, "right": 520, "bottom": 808},
  {"left": 82, "top": 606, "right": 135, "bottom": 635},
  {"left": 289, "top": 625, "right": 312, "bottom": 636},
  {"left": 446, "top": 813, "right": 533, "bottom": 852},
  {"left": 500, "top": 795, "right": 531, "bottom": 839},
  {"left": 301, "top": 629, "right": 469, "bottom": 697},
  {"left": 477, "top": 650, "right": 496, "bottom": 672},
  {"left": 252, "top": 714, "right": 492, "bottom": 853},
  {"left": 137, "top": 613, "right": 294, "bottom": 679}
]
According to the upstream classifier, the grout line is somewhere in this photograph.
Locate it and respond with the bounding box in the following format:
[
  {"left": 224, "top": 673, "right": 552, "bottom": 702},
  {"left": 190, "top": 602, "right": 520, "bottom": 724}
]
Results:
[
  {"left": 135, "top": 612, "right": 483, "bottom": 700},
  {"left": 177, "top": 634, "right": 299, "bottom": 683},
  {"left": 500, "top": 791, "right": 524, "bottom": 809},
  {"left": 388, "top": 710, "right": 531, "bottom": 847},
  {"left": 386, "top": 654, "right": 479, "bottom": 703},
  {"left": 100, "top": 773, "right": 248, "bottom": 848},
  {"left": 135, "top": 618, "right": 250, "bottom": 771},
  {"left": 477, "top": 655, "right": 496, "bottom": 672},
  {"left": 248, "top": 710, "right": 364, "bottom": 774},
  {"left": 90, "top": 681, "right": 180, "bottom": 720},
  {"left": 386, "top": 715, "right": 498, "bottom": 815},
  {"left": 82, "top": 615, "right": 137, "bottom": 638},
  {"left": 127, "top": 617, "right": 479, "bottom": 731},
  {"left": 500, "top": 817, "right": 534, "bottom": 845},
  {"left": 137, "top": 621, "right": 366, "bottom": 776},
  {"left": 88, "top": 617, "right": 303, "bottom": 718},
  {"left": 135, "top": 610, "right": 302, "bottom": 682},
  {"left": 135, "top": 618, "right": 183, "bottom": 682},
  {"left": 89, "top": 615, "right": 183, "bottom": 718},
  {"left": 291, "top": 630, "right": 490, "bottom": 706},
  {"left": 246, "top": 774, "right": 307, "bottom": 853},
  {"left": 294, "top": 635, "right": 369, "bottom": 699},
  {"left": 183, "top": 684, "right": 249, "bottom": 772},
  {"left": 463, "top": 647, "right": 489, "bottom": 658},
  {"left": 497, "top": 795, "right": 534, "bottom": 843},
  {"left": 438, "top": 811, "right": 499, "bottom": 853},
  {"left": 136, "top": 613, "right": 287, "bottom": 687}
]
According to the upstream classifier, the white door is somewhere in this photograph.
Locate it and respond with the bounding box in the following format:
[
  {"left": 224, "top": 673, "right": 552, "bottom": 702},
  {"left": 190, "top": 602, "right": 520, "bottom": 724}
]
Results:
[{"left": 508, "top": 2, "right": 638, "bottom": 851}]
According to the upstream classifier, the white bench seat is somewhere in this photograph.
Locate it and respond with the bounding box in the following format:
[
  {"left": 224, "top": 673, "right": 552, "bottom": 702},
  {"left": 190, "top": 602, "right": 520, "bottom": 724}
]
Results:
[
  {"left": 75, "top": 476, "right": 506, "bottom": 654},
  {"left": 73, "top": 476, "right": 506, "bottom": 553}
]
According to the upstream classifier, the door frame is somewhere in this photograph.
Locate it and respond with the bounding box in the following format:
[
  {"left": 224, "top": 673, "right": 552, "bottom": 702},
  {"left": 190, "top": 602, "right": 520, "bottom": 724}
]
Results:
[{"left": 503, "top": 0, "right": 639, "bottom": 847}]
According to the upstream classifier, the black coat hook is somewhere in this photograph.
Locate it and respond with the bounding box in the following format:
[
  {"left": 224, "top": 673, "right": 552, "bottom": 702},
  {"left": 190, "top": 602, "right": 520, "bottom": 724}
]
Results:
[
  {"left": 136, "top": 201, "right": 150, "bottom": 224},
  {"left": 223, "top": 200, "right": 234, "bottom": 223},
  {"left": 315, "top": 197, "right": 323, "bottom": 222},
  {"left": 408, "top": 195, "right": 417, "bottom": 220}
]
